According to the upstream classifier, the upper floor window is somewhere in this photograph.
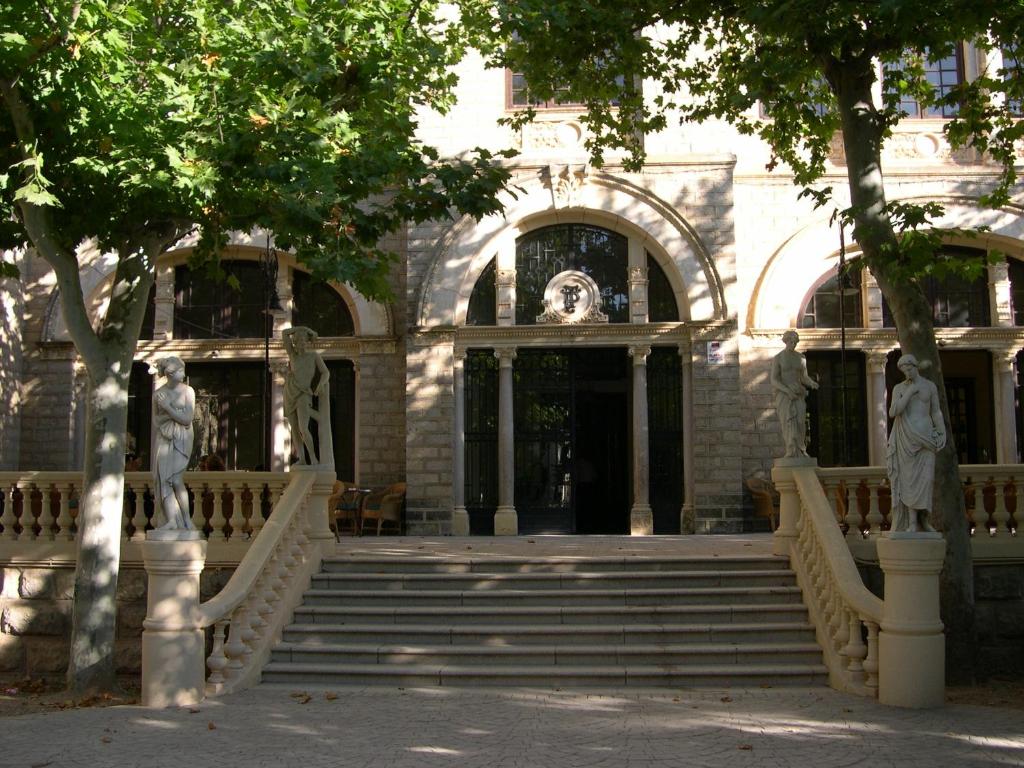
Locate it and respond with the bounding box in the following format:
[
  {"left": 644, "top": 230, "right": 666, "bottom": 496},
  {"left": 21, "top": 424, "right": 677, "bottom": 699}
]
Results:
[
  {"left": 507, "top": 71, "right": 585, "bottom": 110},
  {"left": 888, "top": 48, "right": 964, "bottom": 119},
  {"left": 1001, "top": 48, "right": 1023, "bottom": 117},
  {"left": 799, "top": 273, "right": 863, "bottom": 329}
]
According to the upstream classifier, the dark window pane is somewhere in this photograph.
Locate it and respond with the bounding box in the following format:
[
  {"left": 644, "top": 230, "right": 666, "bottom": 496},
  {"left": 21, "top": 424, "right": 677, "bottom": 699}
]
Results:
[
  {"left": 799, "top": 274, "right": 862, "bottom": 329},
  {"left": 140, "top": 284, "right": 156, "bottom": 340},
  {"left": 647, "top": 253, "right": 679, "bottom": 322},
  {"left": 466, "top": 259, "right": 497, "bottom": 326},
  {"left": 880, "top": 246, "right": 990, "bottom": 327},
  {"left": 174, "top": 261, "right": 268, "bottom": 339},
  {"left": 292, "top": 271, "right": 354, "bottom": 337},
  {"left": 515, "top": 224, "right": 629, "bottom": 324},
  {"left": 1009, "top": 259, "right": 1024, "bottom": 326},
  {"left": 806, "top": 351, "right": 868, "bottom": 467}
]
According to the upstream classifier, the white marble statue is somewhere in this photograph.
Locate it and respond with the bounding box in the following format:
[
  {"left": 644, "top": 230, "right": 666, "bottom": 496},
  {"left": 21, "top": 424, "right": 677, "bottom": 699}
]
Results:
[
  {"left": 886, "top": 354, "right": 946, "bottom": 533},
  {"left": 283, "top": 326, "right": 330, "bottom": 465},
  {"left": 152, "top": 356, "right": 197, "bottom": 534},
  {"left": 771, "top": 330, "right": 819, "bottom": 458}
]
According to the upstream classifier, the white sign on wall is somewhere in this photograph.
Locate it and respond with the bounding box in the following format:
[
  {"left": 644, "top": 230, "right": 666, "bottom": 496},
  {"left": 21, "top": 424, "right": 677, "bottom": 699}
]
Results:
[{"left": 707, "top": 341, "right": 725, "bottom": 364}]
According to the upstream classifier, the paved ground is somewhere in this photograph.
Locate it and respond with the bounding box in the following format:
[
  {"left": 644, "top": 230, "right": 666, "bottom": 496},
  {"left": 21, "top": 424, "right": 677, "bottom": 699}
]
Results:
[{"left": 5, "top": 684, "right": 1023, "bottom": 768}]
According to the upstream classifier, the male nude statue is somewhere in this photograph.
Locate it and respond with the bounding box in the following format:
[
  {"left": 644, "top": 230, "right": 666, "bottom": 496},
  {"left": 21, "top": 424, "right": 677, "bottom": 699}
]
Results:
[
  {"left": 283, "top": 326, "right": 330, "bottom": 465},
  {"left": 770, "top": 330, "right": 819, "bottom": 458},
  {"left": 887, "top": 354, "right": 946, "bottom": 533}
]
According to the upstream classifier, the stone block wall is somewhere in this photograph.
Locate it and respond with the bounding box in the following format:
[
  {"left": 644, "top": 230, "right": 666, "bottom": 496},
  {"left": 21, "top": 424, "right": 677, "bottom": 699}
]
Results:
[
  {"left": 974, "top": 564, "right": 1024, "bottom": 678},
  {"left": 358, "top": 351, "right": 406, "bottom": 488},
  {"left": 0, "top": 563, "right": 233, "bottom": 682},
  {"left": 404, "top": 335, "right": 455, "bottom": 535}
]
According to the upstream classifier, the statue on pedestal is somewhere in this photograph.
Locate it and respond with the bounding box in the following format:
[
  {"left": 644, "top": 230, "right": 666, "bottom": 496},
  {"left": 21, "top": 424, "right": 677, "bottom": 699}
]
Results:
[
  {"left": 771, "top": 330, "right": 819, "bottom": 458},
  {"left": 283, "top": 326, "right": 330, "bottom": 465},
  {"left": 151, "top": 356, "right": 197, "bottom": 536},
  {"left": 887, "top": 354, "right": 946, "bottom": 533}
]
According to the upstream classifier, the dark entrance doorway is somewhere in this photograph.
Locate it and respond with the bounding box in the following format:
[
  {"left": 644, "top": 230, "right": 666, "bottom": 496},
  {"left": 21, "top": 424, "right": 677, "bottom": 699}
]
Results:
[{"left": 514, "top": 348, "right": 629, "bottom": 534}]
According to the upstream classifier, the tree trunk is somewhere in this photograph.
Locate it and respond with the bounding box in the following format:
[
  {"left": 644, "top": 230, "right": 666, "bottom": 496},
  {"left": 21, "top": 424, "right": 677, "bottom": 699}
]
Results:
[
  {"left": 64, "top": 250, "right": 157, "bottom": 695},
  {"left": 831, "top": 57, "right": 976, "bottom": 684}
]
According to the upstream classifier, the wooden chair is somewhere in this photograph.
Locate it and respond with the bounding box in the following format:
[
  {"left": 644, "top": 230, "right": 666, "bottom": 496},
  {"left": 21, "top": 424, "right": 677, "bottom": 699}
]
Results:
[
  {"left": 327, "top": 480, "right": 358, "bottom": 538},
  {"left": 745, "top": 476, "right": 779, "bottom": 532},
  {"left": 360, "top": 482, "right": 406, "bottom": 535}
]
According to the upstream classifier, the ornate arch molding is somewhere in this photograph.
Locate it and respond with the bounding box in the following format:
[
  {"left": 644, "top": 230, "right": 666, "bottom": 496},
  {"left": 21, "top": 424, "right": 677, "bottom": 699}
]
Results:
[
  {"left": 44, "top": 233, "right": 390, "bottom": 340},
  {"left": 416, "top": 169, "right": 726, "bottom": 327},
  {"left": 749, "top": 196, "right": 1024, "bottom": 330}
]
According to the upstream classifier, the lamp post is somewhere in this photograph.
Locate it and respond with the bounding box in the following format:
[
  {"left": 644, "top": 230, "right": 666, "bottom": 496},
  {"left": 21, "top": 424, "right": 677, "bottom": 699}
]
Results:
[
  {"left": 261, "top": 238, "right": 283, "bottom": 471},
  {"left": 836, "top": 225, "right": 859, "bottom": 466}
]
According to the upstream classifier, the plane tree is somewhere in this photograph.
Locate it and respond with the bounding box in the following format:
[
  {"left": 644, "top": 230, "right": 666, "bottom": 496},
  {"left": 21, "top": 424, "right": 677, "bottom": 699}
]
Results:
[{"left": 0, "top": 0, "right": 510, "bottom": 694}]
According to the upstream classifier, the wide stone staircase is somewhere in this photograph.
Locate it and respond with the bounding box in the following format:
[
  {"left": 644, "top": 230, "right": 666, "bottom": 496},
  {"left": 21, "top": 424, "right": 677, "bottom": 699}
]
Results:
[{"left": 262, "top": 552, "right": 828, "bottom": 688}]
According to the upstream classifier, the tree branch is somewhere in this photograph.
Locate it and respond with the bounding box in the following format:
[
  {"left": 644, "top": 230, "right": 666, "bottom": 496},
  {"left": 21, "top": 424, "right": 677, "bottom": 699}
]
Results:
[{"left": 7, "top": 2, "right": 82, "bottom": 87}]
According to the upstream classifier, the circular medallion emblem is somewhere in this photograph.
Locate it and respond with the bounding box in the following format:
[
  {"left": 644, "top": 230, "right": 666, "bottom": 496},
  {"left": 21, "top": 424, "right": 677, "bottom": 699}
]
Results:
[{"left": 536, "top": 270, "right": 609, "bottom": 324}]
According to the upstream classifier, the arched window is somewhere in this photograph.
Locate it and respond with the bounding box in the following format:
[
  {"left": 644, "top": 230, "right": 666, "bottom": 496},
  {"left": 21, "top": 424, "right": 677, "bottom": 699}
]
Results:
[
  {"left": 647, "top": 253, "right": 679, "bottom": 322},
  {"left": 881, "top": 247, "right": 990, "bottom": 327},
  {"left": 174, "top": 261, "right": 267, "bottom": 339},
  {"left": 515, "top": 224, "right": 629, "bottom": 324},
  {"left": 799, "top": 273, "right": 863, "bottom": 329},
  {"left": 292, "top": 271, "right": 354, "bottom": 337},
  {"left": 1009, "top": 258, "right": 1024, "bottom": 325},
  {"left": 466, "top": 259, "right": 497, "bottom": 326}
]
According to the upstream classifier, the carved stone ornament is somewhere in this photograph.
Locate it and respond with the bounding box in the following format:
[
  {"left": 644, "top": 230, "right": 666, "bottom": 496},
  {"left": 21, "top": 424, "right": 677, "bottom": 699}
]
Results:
[
  {"left": 496, "top": 269, "right": 517, "bottom": 287},
  {"left": 544, "top": 164, "right": 589, "bottom": 209},
  {"left": 536, "top": 270, "right": 609, "bottom": 324}
]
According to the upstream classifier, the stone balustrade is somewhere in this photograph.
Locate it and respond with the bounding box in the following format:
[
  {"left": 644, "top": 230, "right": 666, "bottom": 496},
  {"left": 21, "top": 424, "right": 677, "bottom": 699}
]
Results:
[
  {"left": 816, "top": 465, "right": 1021, "bottom": 560},
  {"left": 774, "top": 459, "right": 947, "bottom": 708},
  {"left": 0, "top": 471, "right": 289, "bottom": 546}
]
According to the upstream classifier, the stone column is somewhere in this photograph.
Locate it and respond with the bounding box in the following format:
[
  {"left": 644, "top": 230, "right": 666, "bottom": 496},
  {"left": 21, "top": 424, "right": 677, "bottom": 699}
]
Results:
[
  {"left": 877, "top": 535, "right": 946, "bottom": 708},
  {"left": 865, "top": 350, "right": 891, "bottom": 466},
  {"left": 678, "top": 342, "right": 696, "bottom": 534},
  {"left": 863, "top": 270, "right": 884, "bottom": 329},
  {"left": 993, "top": 349, "right": 1020, "bottom": 464},
  {"left": 494, "top": 348, "right": 518, "bottom": 535},
  {"left": 152, "top": 262, "right": 175, "bottom": 340},
  {"left": 141, "top": 539, "right": 208, "bottom": 708},
  {"left": 496, "top": 269, "right": 517, "bottom": 326},
  {"left": 628, "top": 241, "right": 648, "bottom": 324},
  {"left": 269, "top": 359, "right": 289, "bottom": 472},
  {"left": 988, "top": 261, "right": 1013, "bottom": 327},
  {"left": 629, "top": 345, "right": 653, "bottom": 535},
  {"left": 452, "top": 350, "right": 470, "bottom": 536}
]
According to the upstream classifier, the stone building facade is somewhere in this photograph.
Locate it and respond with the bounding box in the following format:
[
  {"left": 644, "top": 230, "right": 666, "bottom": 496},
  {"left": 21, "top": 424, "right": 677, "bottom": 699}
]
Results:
[{"left": 2, "top": 42, "right": 1023, "bottom": 538}]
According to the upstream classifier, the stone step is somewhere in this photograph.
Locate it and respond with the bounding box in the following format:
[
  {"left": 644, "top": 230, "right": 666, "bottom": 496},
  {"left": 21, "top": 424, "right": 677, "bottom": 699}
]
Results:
[
  {"left": 260, "top": 661, "right": 829, "bottom": 688},
  {"left": 291, "top": 603, "right": 811, "bottom": 626},
  {"left": 299, "top": 586, "right": 804, "bottom": 608},
  {"left": 271, "top": 641, "right": 824, "bottom": 667},
  {"left": 281, "top": 621, "right": 818, "bottom": 646},
  {"left": 321, "top": 555, "right": 790, "bottom": 575},
  {"left": 310, "top": 569, "right": 797, "bottom": 591}
]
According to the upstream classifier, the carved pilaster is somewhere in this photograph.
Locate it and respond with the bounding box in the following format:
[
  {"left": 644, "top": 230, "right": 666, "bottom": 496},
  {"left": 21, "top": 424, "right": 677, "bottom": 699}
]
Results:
[
  {"left": 988, "top": 261, "right": 1013, "bottom": 327},
  {"left": 629, "top": 265, "right": 649, "bottom": 325},
  {"left": 496, "top": 269, "right": 516, "bottom": 326}
]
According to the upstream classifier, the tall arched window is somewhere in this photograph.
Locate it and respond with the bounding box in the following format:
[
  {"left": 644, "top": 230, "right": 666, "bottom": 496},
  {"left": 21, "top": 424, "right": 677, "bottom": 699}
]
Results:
[
  {"left": 647, "top": 253, "right": 679, "bottom": 322},
  {"left": 799, "top": 273, "right": 863, "bottom": 329},
  {"left": 466, "top": 259, "right": 497, "bottom": 326},
  {"left": 174, "top": 261, "right": 267, "bottom": 339},
  {"left": 881, "top": 247, "right": 990, "bottom": 327},
  {"left": 515, "top": 224, "right": 629, "bottom": 324}
]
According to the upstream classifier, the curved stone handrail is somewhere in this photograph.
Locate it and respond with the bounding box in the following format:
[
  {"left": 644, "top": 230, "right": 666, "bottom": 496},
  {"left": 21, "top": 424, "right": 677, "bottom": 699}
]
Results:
[
  {"left": 776, "top": 462, "right": 883, "bottom": 697},
  {"left": 196, "top": 469, "right": 330, "bottom": 697}
]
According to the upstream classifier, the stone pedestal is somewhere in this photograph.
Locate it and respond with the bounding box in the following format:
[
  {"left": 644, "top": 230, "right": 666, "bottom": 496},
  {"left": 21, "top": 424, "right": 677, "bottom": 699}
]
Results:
[
  {"left": 297, "top": 468, "right": 339, "bottom": 550},
  {"left": 141, "top": 538, "right": 207, "bottom": 708},
  {"left": 771, "top": 457, "right": 816, "bottom": 557},
  {"left": 877, "top": 534, "right": 946, "bottom": 708}
]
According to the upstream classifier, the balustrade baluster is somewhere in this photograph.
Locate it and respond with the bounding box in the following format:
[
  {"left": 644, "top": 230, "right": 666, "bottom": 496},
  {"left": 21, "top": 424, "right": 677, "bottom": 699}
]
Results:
[
  {"left": 245, "top": 485, "right": 264, "bottom": 538},
  {"left": 845, "top": 481, "right": 863, "bottom": 540},
  {"left": 1010, "top": 477, "right": 1020, "bottom": 535},
  {"left": 992, "top": 476, "right": 1011, "bottom": 536},
  {"left": 224, "top": 613, "right": 248, "bottom": 672},
  {"left": 867, "top": 484, "right": 883, "bottom": 536},
  {"left": 209, "top": 483, "right": 227, "bottom": 542},
  {"left": 971, "top": 482, "right": 991, "bottom": 536},
  {"left": 56, "top": 483, "right": 75, "bottom": 540},
  {"left": 863, "top": 621, "right": 880, "bottom": 690},
  {"left": 130, "top": 484, "right": 147, "bottom": 542},
  {"left": 843, "top": 612, "right": 867, "bottom": 679},
  {"left": 123, "top": 479, "right": 137, "bottom": 541},
  {"left": 823, "top": 479, "right": 841, "bottom": 522},
  {"left": 207, "top": 621, "right": 229, "bottom": 688}
]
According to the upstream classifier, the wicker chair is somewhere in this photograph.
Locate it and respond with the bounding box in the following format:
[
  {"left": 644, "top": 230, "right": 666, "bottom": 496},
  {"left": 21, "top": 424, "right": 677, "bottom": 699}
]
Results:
[
  {"left": 327, "top": 480, "right": 358, "bottom": 538},
  {"left": 360, "top": 482, "right": 406, "bottom": 535},
  {"left": 745, "top": 476, "right": 779, "bottom": 532}
]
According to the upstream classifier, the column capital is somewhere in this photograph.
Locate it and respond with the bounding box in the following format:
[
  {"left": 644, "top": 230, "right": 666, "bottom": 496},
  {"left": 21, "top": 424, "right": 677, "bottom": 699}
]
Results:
[
  {"left": 988, "top": 260, "right": 1010, "bottom": 282},
  {"left": 628, "top": 345, "right": 651, "bottom": 363},
  {"left": 495, "top": 269, "right": 517, "bottom": 287},
  {"left": 628, "top": 265, "right": 648, "bottom": 284},
  {"left": 494, "top": 347, "right": 517, "bottom": 366},
  {"left": 994, "top": 346, "right": 1020, "bottom": 372},
  {"left": 865, "top": 348, "right": 893, "bottom": 373},
  {"left": 453, "top": 347, "right": 468, "bottom": 363}
]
